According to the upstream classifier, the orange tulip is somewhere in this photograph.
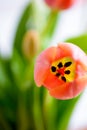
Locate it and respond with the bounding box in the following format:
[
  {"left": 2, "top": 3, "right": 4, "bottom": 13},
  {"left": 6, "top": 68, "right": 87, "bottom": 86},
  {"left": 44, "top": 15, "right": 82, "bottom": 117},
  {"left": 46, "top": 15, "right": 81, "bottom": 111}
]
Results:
[
  {"left": 45, "top": 0, "right": 77, "bottom": 10},
  {"left": 34, "top": 43, "right": 87, "bottom": 100}
]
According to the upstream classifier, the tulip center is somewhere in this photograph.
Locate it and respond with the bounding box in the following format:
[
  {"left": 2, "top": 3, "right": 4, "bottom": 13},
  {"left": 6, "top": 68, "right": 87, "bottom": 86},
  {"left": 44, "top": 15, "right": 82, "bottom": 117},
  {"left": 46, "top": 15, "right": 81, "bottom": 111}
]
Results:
[
  {"left": 51, "top": 57, "right": 76, "bottom": 82},
  {"left": 57, "top": 67, "right": 65, "bottom": 76}
]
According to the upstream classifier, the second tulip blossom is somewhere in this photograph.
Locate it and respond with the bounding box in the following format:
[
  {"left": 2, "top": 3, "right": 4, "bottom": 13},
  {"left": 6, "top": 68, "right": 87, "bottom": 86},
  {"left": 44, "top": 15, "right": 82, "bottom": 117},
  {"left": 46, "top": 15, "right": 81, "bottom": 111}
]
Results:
[
  {"left": 34, "top": 43, "right": 87, "bottom": 100},
  {"left": 45, "top": 0, "right": 76, "bottom": 10}
]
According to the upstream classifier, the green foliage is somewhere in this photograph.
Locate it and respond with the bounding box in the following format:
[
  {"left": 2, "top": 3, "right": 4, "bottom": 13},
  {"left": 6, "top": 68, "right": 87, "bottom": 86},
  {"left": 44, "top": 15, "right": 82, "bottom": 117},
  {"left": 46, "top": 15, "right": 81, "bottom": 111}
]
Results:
[
  {"left": 66, "top": 34, "right": 87, "bottom": 53},
  {"left": 0, "top": 1, "right": 86, "bottom": 130},
  {"left": 13, "top": 3, "right": 34, "bottom": 57}
]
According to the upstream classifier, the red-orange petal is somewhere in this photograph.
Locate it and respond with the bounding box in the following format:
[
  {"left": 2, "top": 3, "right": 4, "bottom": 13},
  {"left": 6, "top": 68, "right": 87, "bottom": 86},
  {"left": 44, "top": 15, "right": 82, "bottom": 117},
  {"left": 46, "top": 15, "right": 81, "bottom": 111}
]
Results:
[
  {"left": 73, "top": 75, "right": 87, "bottom": 97},
  {"left": 45, "top": 0, "right": 76, "bottom": 10},
  {"left": 49, "top": 82, "right": 75, "bottom": 100},
  {"left": 49, "top": 75, "right": 87, "bottom": 100},
  {"left": 34, "top": 47, "right": 57, "bottom": 86},
  {"left": 58, "top": 43, "right": 87, "bottom": 68},
  {"left": 43, "top": 69, "right": 64, "bottom": 90}
]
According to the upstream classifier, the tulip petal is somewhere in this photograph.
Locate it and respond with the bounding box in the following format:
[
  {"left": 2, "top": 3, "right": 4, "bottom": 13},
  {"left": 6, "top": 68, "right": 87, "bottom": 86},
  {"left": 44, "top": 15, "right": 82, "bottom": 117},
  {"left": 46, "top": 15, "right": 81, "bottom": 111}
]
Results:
[
  {"left": 43, "top": 69, "right": 64, "bottom": 89},
  {"left": 73, "top": 75, "right": 87, "bottom": 96},
  {"left": 45, "top": 0, "right": 76, "bottom": 10},
  {"left": 49, "top": 75, "right": 87, "bottom": 100},
  {"left": 49, "top": 82, "right": 75, "bottom": 100},
  {"left": 34, "top": 47, "right": 57, "bottom": 86},
  {"left": 58, "top": 43, "right": 87, "bottom": 67}
]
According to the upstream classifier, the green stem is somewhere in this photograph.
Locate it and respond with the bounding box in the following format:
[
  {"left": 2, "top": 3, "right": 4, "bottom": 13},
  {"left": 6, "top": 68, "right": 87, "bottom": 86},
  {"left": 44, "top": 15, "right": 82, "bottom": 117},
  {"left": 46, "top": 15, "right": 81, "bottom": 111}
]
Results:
[
  {"left": 33, "top": 86, "right": 45, "bottom": 130},
  {"left": 40, "top": 10, "right": 59, "bottom": 49},
  {"left": 0, "top": 109, "right": 12, "bottom": 130},
  {"left": 17, "top": 90, "right": 29, "bottom": 130},
  {"left": 41, "top": 10, "right": 59, "bottom": 38},
  {"left": 43, "top": 92, "right": 57, "bottom": 130}
]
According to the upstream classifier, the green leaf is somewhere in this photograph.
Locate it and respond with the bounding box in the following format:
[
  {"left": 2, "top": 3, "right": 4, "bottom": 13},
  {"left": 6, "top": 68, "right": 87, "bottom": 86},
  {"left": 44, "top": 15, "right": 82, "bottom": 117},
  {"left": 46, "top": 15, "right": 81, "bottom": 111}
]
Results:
[
  {"left": 66, "top": 34, "right": 87, "bottom": 53},
  {"left": 0, "top": 58, "right": 13, "bottom": 87},
  {"left": 43, "top": 93, "right": 80, "bottom": 130},
  {"left": 10, "top": 49, "right": 25, "bottom": 85},
  {"left": 13, "top": 2, "right": 36, "bottom": 58},
  {"left": 56, "top": 96, "right": 80, "bottom": 130}
]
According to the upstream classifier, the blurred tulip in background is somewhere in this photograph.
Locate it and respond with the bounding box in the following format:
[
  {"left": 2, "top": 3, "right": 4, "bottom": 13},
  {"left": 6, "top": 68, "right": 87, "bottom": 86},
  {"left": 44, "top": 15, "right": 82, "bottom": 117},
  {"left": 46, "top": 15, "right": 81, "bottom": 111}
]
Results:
[{"left": 44, "top": 0, "right": 77, "bottom": 10}]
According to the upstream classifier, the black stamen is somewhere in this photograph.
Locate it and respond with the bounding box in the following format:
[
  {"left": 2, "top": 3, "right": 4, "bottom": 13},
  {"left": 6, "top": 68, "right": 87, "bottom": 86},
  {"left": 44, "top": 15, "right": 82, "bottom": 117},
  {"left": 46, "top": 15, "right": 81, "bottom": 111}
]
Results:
[
  {"left": 64, "top": 70, "right": 70, "bottom": 74},
  {"left": 64, "top": 62, "right": 72, "bottom": 67},
  {"left": 56, "top": 73, "right": 60, "bottom": 77},
  {"left": 51, "top": 66, "right": 56, "bottom": 72},
  {"left": 58, "top": 62, "right": 63, "bottom": 68},
  {"left": 61, "top": 76, "right": 66, "bottom": 82}
]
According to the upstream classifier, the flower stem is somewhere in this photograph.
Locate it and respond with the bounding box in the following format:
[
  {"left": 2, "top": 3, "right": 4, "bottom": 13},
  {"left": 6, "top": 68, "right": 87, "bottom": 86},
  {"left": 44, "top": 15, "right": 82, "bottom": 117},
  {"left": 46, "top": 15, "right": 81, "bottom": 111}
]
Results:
[
  {"left": 41, "top": 10, "right": 59, "bottom": 38},
  {"left": 33, "top": 86, "right": 45, "bottom": 130}
]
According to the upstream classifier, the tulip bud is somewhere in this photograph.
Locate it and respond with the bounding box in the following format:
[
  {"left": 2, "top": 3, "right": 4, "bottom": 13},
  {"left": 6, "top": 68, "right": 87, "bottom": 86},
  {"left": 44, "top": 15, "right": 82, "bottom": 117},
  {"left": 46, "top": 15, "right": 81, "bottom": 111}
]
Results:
[
  {"left": 45, "top": 0, "right": 77, "bottom": 10},
  {"left": 22, "top": 30, "right": 40, "bottom": 60}
]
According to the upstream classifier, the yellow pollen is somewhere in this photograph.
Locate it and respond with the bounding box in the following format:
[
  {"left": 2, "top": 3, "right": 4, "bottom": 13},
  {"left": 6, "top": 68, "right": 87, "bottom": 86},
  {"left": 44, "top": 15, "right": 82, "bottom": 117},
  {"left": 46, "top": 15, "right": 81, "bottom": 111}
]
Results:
[{"left": 50, "top": 57, "right": 76, "bottom": 82}]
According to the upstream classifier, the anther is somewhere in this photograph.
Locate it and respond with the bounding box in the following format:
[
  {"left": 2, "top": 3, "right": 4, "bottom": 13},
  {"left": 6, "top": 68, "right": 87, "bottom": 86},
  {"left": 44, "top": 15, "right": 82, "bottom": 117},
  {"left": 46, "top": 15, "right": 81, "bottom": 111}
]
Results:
[
  {"left": 58, "top": 62, "right": 63, "bottom": 68},
  {"left": 64, "top": 70, "right": 70, "bottom": 74},
  {"left": 64, "top": 62, "right": 72, "bottom": 67},
  {"left": 61, "top": 76, "right": 66, "bottom": 82},
  {"left": 56, "top": 73, "right": 61, "bottom": 77},
  {"left": 51, "top": 66, "right": 56, "bottom": 72}
]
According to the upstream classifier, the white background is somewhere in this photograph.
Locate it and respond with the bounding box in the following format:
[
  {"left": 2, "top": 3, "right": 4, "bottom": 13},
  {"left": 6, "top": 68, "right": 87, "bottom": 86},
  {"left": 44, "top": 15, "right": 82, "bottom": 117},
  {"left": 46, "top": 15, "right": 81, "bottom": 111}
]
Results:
[{"left": 0, "top": 0, "right": 87, "bottom": 129}]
